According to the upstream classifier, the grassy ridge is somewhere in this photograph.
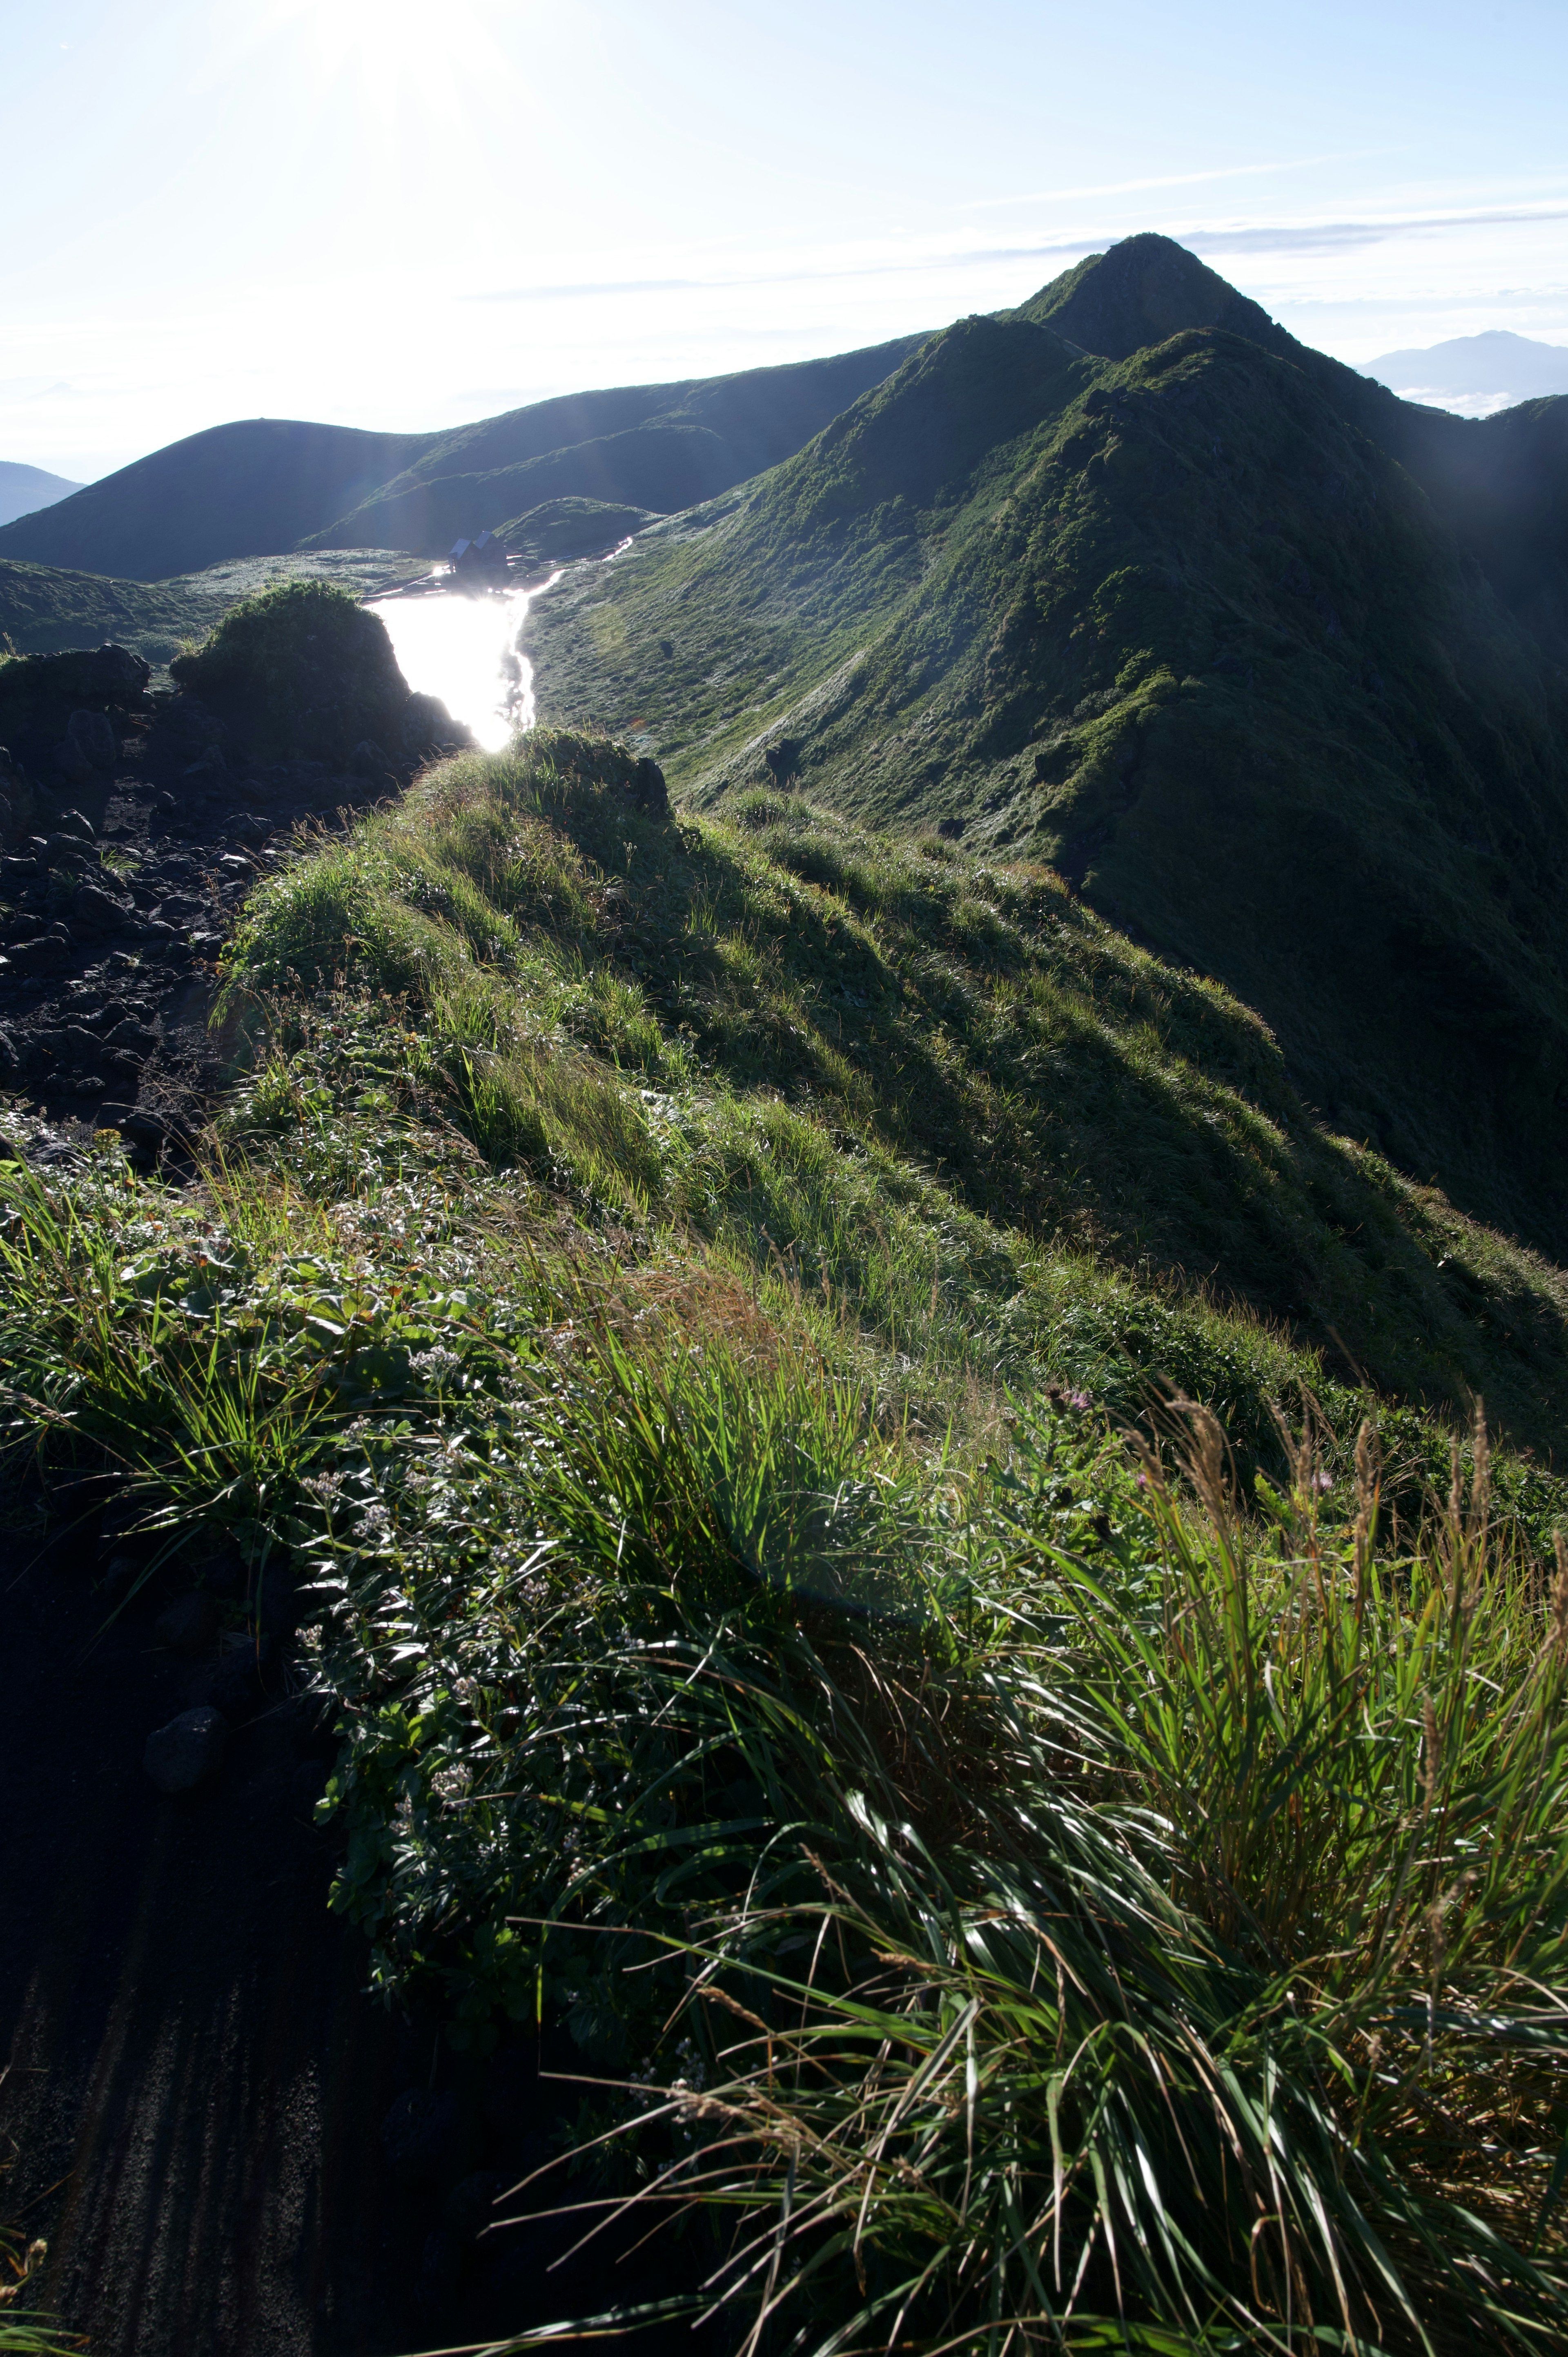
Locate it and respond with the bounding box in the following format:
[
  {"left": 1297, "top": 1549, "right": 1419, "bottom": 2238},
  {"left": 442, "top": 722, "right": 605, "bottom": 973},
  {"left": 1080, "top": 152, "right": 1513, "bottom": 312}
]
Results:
[
  {"left": 9, "top": 1119, "right": 1568, "bottom": 2348},
  {"left": 525, "top": 301, "right": 1568, "bottom": 1267},
  {"left": 223, "top": 728, "right": 1568, "bottom": 1478},
  {"left": 9, "top": 728, "right": 1568, "bottom": 2349}
]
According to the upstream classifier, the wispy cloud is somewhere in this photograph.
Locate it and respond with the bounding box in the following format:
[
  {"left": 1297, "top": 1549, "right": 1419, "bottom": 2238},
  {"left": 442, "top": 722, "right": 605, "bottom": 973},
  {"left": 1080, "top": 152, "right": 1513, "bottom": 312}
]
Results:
[
  {"left": 957, "top": 153, "right": 1385, "bottom": 210},
  {"left": 465, "top": 198, "right": 1568, "bottom": 310},
  {"left": 1184, "top": 202, "right": 1568, "bottom": 257},
  {"left": 467, "top": 277, "right": 709, "bottom": 303}
]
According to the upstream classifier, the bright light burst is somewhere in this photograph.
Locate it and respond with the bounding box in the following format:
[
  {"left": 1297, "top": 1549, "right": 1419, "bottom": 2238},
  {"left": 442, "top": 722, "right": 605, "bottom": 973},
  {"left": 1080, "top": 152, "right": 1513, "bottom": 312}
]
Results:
[{"left": 245, "top": 0, "right": 523, "bottom": 141}]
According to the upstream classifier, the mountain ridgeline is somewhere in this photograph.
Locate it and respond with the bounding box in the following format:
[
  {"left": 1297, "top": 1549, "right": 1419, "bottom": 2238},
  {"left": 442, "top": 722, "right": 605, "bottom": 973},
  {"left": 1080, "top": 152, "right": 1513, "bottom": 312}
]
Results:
[
  {"left": 523, "top": 234, "right": 1568, "bottom": 1265},
  {"left": 0, "top": 337, "right": 927, "bottom": 580}
]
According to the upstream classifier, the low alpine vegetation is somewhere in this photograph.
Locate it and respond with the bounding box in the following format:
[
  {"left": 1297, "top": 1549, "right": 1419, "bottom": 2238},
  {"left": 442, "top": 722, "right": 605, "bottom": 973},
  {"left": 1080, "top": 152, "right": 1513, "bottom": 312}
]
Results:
[{"left": 8, "top": 723, "right": 1568, "bottom": 2352}]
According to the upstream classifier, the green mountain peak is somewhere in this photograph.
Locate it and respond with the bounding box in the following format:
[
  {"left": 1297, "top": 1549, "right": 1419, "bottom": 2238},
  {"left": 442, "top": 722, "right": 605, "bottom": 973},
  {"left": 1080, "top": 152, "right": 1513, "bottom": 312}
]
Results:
[
  {"left": 522, "top": 238, "right": 1568, "bottom": 1264},
  {"left": 1011, "top": 230, "right": 1291, "bottom": 361}
]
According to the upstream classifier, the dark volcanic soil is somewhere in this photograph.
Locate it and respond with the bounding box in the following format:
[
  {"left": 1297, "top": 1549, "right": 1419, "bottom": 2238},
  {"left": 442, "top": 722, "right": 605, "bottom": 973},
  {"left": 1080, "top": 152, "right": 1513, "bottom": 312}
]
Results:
[
  {"left": 0, "top": 1502, "right": 705, "bottom": 2356},
  {"left": 0, "top": 731, "right": 712, "bottom": 2354},
  {"left": 0, "top": 707, "right": 390, "bottom": 1158},
  {"left": 0, "top": 1512, "right": 419, "bottom": 2355}
]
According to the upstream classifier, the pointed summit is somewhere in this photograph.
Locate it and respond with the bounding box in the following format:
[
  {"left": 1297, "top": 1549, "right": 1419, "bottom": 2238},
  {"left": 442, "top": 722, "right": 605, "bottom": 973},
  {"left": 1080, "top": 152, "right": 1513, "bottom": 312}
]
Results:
[{"left": 1013, "top": 232, "right": 1291, "bottom": 363}]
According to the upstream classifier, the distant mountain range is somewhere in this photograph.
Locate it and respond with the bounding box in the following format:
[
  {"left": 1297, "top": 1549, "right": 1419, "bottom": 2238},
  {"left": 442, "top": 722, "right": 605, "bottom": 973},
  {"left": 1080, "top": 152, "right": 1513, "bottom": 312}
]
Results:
[
  {"left": 0, "top": 340, "right": 926, "bottom": 581},
  {"left": 0, "top": 461, "right": 83, "bottom": 529},
  {"left": 1361, "top": 328, "right": 1568, "bottom": 409},
  {"left": 523, "top": 233, "right": 1568, "bottom": 1265}
]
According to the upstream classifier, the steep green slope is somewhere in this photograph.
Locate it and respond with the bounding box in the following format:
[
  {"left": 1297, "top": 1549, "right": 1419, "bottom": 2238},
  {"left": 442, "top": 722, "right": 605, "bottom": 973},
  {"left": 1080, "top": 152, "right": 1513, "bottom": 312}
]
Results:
[
  {"left": 219, "top": 729, "right": 1568, "bottom": 1479},
  {"left": 523, "top": 248, "right": 1568, "bottom": 1262},
  {"left": 1014, "top": 232, "right": 1568, "bottom": 659},
  {"left": 15, "top": 727, "right": 1568, "bottom": 2354}
]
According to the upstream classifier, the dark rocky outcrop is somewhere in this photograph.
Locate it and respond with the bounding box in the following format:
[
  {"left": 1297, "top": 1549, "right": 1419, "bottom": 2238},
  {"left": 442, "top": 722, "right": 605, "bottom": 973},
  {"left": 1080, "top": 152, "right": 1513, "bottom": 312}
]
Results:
[
  {"left": 166, "top": 576, "right": 466, "bottom": 767},
  {"left": 0, "top": 608, "right": 471, "bottom": 1163},
  {"left": 0, "top": 643, "right": 153, "bottom": 834}
]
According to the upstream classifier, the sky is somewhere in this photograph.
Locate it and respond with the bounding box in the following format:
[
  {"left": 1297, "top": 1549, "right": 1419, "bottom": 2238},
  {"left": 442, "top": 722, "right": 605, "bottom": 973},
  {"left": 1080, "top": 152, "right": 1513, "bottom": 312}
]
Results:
[{"left": 4, "top": 0, "right": 1568, "bottom": 483}]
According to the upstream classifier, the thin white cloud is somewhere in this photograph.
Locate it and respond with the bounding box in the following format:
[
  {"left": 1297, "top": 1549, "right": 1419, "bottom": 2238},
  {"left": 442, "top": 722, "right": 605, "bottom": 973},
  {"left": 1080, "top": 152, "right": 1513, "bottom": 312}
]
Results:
[
  {"left": 463, "top": 198, "right": 1568, "bottom": 310},
  {"left": 958, "top": 153, "right": 1388, "bottom": 210}
]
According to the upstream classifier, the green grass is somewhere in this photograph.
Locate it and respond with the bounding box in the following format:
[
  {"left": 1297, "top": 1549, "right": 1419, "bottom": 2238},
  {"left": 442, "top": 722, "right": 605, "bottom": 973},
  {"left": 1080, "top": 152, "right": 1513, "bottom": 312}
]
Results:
[
  {"left": 0, "top": 557, "right": 218, "bottom": 671},
  {"left": 523, "top": 272, "right": 1568, "bottom": 1271},
  {"left": 221, "top": 728, "right": 1568, "bottom": 1490},
  {"left": 9, "top": 725, "right": 1568, "bottom": 2350},
  {"left": 7, "top": 1120, "right": 1568, "bottom": 2348}
]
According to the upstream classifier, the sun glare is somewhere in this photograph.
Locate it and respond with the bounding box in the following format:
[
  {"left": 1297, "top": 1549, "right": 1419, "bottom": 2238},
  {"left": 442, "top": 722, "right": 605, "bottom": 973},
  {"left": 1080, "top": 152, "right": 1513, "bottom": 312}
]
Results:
[{"left": 249, "top": 0, "right": 519, "bottom": 139}]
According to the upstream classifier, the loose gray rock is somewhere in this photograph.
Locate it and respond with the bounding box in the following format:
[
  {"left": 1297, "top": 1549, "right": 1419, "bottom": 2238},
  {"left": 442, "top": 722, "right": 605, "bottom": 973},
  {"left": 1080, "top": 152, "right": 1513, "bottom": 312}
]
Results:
[
  {"left": 144, "top": 1704, "right": 227, "bottom": 1793},
  {"left": 43, "top": 833, "right": 95, "bottom": 871},
  {"left": 71, "top": 882, "right": 132, "bottom": 934}
]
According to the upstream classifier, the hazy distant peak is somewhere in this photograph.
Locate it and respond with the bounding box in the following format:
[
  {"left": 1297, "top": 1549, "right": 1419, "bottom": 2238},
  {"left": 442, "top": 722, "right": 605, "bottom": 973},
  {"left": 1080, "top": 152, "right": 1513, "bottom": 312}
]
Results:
[
  {"left": 1360, "top": 328, "right": 1568, "bottom": 404},
  {"left": 0, "top": 459, "right": 84, "bottom": 529}
]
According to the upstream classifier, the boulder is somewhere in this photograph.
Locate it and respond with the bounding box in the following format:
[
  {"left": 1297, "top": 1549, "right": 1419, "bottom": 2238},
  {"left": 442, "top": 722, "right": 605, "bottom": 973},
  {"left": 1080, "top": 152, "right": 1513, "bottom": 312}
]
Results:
[
  {"left": 209, "top": 1633, "right": 272, "bottom": 1711},
  {"left": 155, "top": 1592, "right": 222, "bottom": 1658},
  {"left": 71, "top": 881, "right": 133, "bottom": 934},
  {"left": 67, "top": 709, "right": 119, "bottom": 772},
  {"left": 0, "top": 646, "right": 151, "bottom": 779},
  {"left": 43, "top": 832, "right": 94, "bottom": 871},
  {"left": 144, "top": 1704, "right": 227, "bottom": 1793},
  {"left": 629, "top": 755, "right": 668, "bottom": 816},
  {"left": 402, "top": 691, "right": 470, "bottom": 757},
  {"left": 0, "top": 748, "right": 36, "bottom": 850},
  {"left": 350, "top": 738, "right": 394, "bottom": 779},
  {"left": 53, "top": 737, "right": 97, "bottom": 789},
  {"left": 103, "top": 1016, "right": 159, "bottom": 1057}
]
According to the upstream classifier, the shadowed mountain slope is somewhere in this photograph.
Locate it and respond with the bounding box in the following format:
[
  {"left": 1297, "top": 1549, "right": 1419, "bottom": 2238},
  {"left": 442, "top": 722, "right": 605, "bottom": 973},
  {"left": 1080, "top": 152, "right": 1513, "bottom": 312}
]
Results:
[
  {"left": 1014, "top": 234, "right": 1568, "bottom": 652},
  {"left": 296, "top": 334, "right": 928, "bottom": 556},
  {"left": 0, "top": 419, "right": 429, "bottom": 582},
  {"left": 0, "top": 339, "right": 926, "bottom": 582},
  {"left": 522, "top": 237, "right": 1568, "bottom": 1260}
]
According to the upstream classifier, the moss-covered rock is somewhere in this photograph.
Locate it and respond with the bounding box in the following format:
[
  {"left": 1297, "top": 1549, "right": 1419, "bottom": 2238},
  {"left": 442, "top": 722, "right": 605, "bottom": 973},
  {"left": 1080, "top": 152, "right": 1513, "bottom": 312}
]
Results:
[{"left": 168, "top": 578, "right": 414, "bottom": 762}]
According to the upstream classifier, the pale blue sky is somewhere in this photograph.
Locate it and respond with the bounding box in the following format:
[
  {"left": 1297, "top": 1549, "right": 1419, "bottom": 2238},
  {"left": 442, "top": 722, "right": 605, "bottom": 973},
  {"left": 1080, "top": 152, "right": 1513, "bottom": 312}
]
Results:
[{"left": 4, "top": 0, "right": 1567, "bottom": 480}]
